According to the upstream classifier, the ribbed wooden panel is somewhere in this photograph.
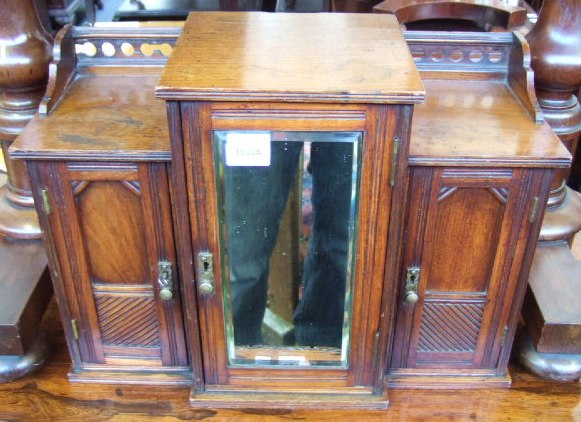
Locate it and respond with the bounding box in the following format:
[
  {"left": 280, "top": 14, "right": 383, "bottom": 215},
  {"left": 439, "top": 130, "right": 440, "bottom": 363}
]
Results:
[
  {"left": 94, "top": 295, "right": 160, "bottom": 347},
  {"left": 418, "top": 301, "right": 484, "bottom": 352}
]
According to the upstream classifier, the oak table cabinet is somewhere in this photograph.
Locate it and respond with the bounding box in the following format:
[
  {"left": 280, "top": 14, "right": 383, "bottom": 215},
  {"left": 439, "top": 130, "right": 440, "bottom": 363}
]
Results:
[
  {"left": 11, "top": 25, "right": 190, "bottom": 385},
  {"left": 388, "top": 32, "right": 570, "bottom": 388},
  {"left": 156, "top": 12, "right": 424, "bottom": 409},
  {"left": 9, "top": 14, "right": 571, "bottom": 411}
]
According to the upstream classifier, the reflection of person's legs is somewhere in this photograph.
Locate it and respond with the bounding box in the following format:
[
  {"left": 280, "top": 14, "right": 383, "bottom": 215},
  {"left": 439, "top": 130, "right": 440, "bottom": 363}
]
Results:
[
  {"left": 225, "top": 141, "right": 302, "bottom": 345},
  {"left": 294, "top": 140, "right": 354, "bottom": 348}
]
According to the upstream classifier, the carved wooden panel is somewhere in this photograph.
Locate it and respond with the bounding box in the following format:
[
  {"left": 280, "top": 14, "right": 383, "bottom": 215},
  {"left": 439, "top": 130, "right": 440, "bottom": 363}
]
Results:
[
  {"left": 94, "top": 293, "right": 161, "bottom": 348},
  {"left": 36, "top": 162, "right": 188, "bottom": 372},
  {"left": 417, "top": 299, "right": 485, "bottom": 354},
  {"left": 390, "top": 166, "right": 533, "bottom": 371},
  {"left": 428, "top": 187, "right": 505, "bottom": 293},
  {"left": 75, "top": 181, "right": 149, "bottom": 285}
]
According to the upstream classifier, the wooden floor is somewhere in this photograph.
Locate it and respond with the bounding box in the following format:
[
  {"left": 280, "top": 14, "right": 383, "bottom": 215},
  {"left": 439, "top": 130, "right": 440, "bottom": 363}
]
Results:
[{"left": 0, "top": 299, "right": 579, "bottom": 421}]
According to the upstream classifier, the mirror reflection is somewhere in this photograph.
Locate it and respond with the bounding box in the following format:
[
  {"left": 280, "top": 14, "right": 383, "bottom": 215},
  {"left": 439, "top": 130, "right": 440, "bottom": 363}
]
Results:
[{"left": 214, "top": 131, "right": 361, "bottom": 367}]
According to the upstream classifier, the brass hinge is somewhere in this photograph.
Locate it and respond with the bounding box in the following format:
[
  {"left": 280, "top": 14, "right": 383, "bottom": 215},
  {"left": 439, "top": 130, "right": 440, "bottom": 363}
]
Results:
[
  {"left": 371, "top": 331, "right": 380, "bottom": 367},
  {"left": 71, "top": 319, "right": 79, "bottom": 340},
  {"left": 41, "top": 188, "right": 52, "bottom": 215},
  {"left": 390, "top": 136, "right": 400, "bottom": 187},
  {"left": 528, "top": 196, "right": 540, "bottom": 223}
]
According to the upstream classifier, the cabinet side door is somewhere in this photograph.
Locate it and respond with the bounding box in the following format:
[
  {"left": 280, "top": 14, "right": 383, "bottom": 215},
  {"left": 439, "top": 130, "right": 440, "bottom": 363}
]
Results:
[
  {"left": 45, "top": 162, "right": 188, "bottom": 370},
  {"left": 393, "top": 167, "right": 530, "bottom": 370}
]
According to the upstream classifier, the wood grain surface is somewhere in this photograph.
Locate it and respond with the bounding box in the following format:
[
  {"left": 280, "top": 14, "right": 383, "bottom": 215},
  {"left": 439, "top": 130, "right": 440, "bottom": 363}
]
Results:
[
  {"left": 1, "top": 299, "right": 580, "bottom": 421},
  {"left": 157, "top": 12, "right": 425, "bottom": 103},
  {"left": 409, "top": 79, "right": 570, "bottom": 168},
  {"left": 11, "top": 75, "right": 171, "bottom": 162}
]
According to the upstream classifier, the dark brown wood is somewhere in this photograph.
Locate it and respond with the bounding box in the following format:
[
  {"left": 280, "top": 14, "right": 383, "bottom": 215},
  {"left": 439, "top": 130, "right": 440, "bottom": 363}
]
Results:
[
  {"left": 527, "top": 0, "right": 581, "bottom": 215},
  {"left": 25, "top": 159, "right": 190, "bottom": 386},
  {"left": 0, "top": 0, "right": 52, "bottom": 238},
  {"left": 332, "top": 0, "right": 381, "bottom": 13},
  {"left": 11, "top": 23, "right": 191, "bottom": 386},
  {"left": 373, "top": 0, "right": 528, "bottom": 31},
  {"left": 0, "top": 177, "right": 52, "bottom": 381},
  {"left": 517, "top": 0, "right": 581, "bottom": 382},
  {"left": 516, "top": 325, "right": 581, "bottom": 382},
  {"left": 0, "top": 0, "right": 53, "bottom": 383}
]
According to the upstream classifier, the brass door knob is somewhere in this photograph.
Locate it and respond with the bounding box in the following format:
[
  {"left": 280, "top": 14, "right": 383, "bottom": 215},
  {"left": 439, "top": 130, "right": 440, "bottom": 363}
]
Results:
[
  {"left": 405, "top": 290, "right": 419, "bottom": 304},
  {"left": 404, "top": 267, "right": 420, "bottom": 305},
  {"left": 199, "top": 281, "right": 214, "bottom": 296},
  {"left": 160, "top": 288, "right": 173, "bottom": 301}
]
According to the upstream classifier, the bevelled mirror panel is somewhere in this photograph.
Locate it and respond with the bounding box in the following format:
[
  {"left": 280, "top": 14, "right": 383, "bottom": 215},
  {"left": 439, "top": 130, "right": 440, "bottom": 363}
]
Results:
[{"left": 213, "top": 131, "right": 362, "bottom": 367}]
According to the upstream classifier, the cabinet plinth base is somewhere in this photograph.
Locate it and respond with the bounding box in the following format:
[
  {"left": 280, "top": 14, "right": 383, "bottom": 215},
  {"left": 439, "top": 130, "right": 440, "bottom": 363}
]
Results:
[
  {"left": 189, "top": 389, "right": 389, "bottom": 410},
  {"left": 0, "top": 330, "right": 49, "bottom": 383},
  {"left": 68, "top": 368, "right": 192, "bottom": 386},
  {"left": 386, "top": 372, "right": 511, "bottom": 389},
  {"left": 515, "top": 327, "right": 581, "bottom": 382}
]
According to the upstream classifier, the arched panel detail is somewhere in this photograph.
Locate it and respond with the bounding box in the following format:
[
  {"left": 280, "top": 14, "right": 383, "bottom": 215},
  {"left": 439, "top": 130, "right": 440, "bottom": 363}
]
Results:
[
  {"left": 489, "top": 187, "right": 509, "bottom": 204},
  {"left": 71, "top": 180, "right": 91, "bottom": 196},
  {"left": 121, "top": 180, "right": 142, "bottom": 195},
  {"left": 438, "top": 186, "right": 458, "bottom": 202},
  {"left": 76, "top": 181, "right": 150, "bottom": 285}
]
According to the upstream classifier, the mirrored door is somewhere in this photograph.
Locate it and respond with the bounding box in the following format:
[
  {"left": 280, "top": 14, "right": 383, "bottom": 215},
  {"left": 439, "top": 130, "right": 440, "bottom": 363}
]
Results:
[{"left": 214, "top": 130, "right": 362, "bottom": 367}]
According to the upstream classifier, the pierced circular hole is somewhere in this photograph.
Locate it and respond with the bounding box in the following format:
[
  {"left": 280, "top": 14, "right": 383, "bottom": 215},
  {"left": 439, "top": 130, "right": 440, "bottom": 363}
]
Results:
[
  {"left": 450, "top": 49, "right": 464, "bottom": 62},
  {"left": 469, "top": 50, "right": 484, "bottom": 63},
  {"left": 101, "top": 42, "right": 116, "bottom": 57},
  {"left": 489, "top": 49, "right": 503, "bottom": 63},
  {"left": 76, "top": 42, "right": 97, "bottom": 57},
  {"left": 121, "top": 42, "right": 135, "bottom": 56},
  {"left": 140, "top": 43, "right": 154, "bottom": 57},
  {"left": 430, "top": 49, "right": 444, "bottom": 62},
  {"left": 159, "top": 43, "right": 173, "bottom": 57}
]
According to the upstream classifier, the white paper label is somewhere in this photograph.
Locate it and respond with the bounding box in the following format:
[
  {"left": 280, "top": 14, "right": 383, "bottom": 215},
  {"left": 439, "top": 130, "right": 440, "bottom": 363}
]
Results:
[
  {"left": 225, "top": 132, "right": 271, "bottom": 167},
  {"left": 278, "top": 355, "right": 309, "bottom": 366}
]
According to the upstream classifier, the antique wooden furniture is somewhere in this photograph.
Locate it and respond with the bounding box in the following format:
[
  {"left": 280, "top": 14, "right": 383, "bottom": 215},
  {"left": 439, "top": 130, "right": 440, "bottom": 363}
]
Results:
[
  {"left": 156, "top": 12, "right": 424, "bottom": 409},
  {"left": 515, "top": 0, "right": 581, "bottom": 381},
  {"left": 10, "top": 11, "right": 570, "bottom": 409},
  {"left": 0, "top": 0, "right": 53, "bottom": 382},
  {"left": 10, "top": 23, "right": 191, "bottom": 386},
  {"left": 387, "top": 30, "right": 570, "bottom": 388},
  {"left": 373, "top": 0, "right": 529, "bottom": 31}
]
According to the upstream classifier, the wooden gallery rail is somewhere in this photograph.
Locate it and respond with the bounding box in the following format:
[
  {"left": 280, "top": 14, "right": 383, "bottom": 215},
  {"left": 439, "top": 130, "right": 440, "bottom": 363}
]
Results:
[{"left": 9, "top": 13, "right": 571, "bottom": 409}]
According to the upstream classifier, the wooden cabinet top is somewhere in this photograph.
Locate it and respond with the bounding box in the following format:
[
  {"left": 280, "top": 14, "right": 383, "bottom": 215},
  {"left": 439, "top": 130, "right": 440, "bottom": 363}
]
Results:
[
  {"left": 13, "top": 74, "right": 171, "bottom": 161},
  {"left": 9, "top": 25, "right": 571, "bottom": 168},
  {"left": 156, "top": 12, "right": 425, "bottom": 104},
  {"left": 410, "top": 79, "right": 570, "bottom": 168}
]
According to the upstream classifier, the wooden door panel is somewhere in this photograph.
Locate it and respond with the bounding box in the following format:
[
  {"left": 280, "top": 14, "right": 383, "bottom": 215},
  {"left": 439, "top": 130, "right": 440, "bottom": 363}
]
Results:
[
  {"left": 394, "top": 167, "right": 525, "bottom": 370},
  {"left": 426, "top": 187, "right": 505, "bottom": 293},
  {"left": 46, "top": 162, "right": 187, "bottom": 368},
  {"left": 75, "top": 181, "right": 150, "bottom": 285}
]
